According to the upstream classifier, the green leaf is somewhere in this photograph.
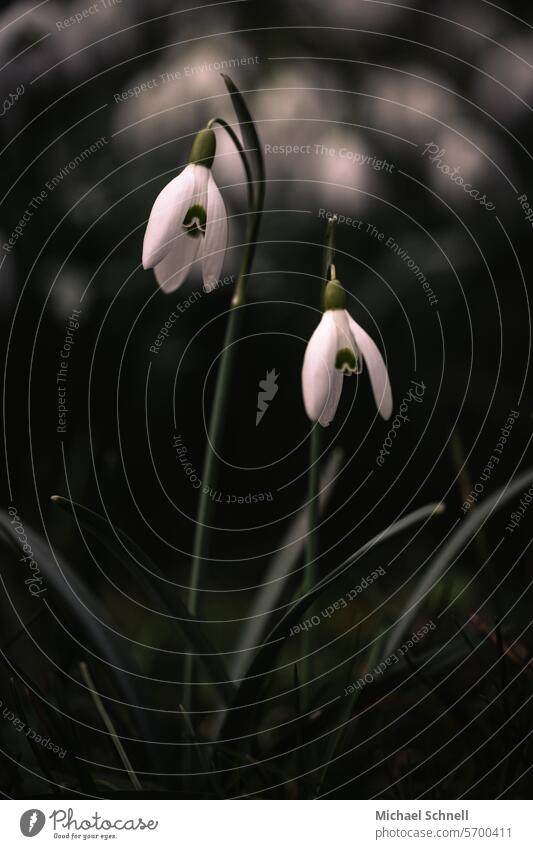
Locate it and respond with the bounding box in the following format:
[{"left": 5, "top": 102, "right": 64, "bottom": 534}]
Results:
[
  {"left": 219, "top": 502, "right": 445, "bottom": 741},
  {"left": 0, "top": 509, "right": 156, "bottom": 746},
  {"left": 221, "top": 74, "right": 264, "bottom": 211},
  {"left": 51, "top": 496, "right": 235, "bottom": 706},
  {"left": 229, "top": 449, "right": 343, "bottom": 684},
  {"left": 380, "top": 466, "right": 533, "bottom": 661}
]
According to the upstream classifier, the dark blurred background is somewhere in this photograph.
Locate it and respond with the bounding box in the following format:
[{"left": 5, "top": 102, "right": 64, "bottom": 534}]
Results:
[{"left": 0, "top": 0, "right": 532, "bottom": 799}]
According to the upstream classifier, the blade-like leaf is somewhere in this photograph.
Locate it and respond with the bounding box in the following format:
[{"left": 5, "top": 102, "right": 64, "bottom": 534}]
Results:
[
  {"left": 219, "top": 502, "right": 444, "bottom": 740},
  {"left": 229, "top": 449, "right": 343, "bottom": 683},
  {"left": 381, "top": 466, "right": 533, "bottom": 661},
  {"left": 0, "top": 510, "right": 155, "bottom": 744},
  {"left": 51, "top": 496, "right": 235, "bottom": 706},
  {"left": 221, "top": 74, "right": 264, "bottom": 210}
]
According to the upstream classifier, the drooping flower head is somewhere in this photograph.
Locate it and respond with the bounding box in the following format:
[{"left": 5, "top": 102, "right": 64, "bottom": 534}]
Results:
[
  {"left": 142, "top": 127, "right": 228, "bottom": 293},
  {"left": 302, "top": 276, "right": 393, "bottom": 426}
]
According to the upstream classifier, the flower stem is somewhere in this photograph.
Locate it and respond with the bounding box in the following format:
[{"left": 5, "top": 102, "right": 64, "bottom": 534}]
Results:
[
  {"left": 207, "top": 117, "right": 254, "bottom": 201},
  {"left": 188, "top": 304, "right": 241, "bottom": 618},
  {"left": 184, "top": 91, "right": 264, "bottom": 707},
  {"left": 188, "top": 155, "right": 262, "bottom": 613},
  {"left": 301, "top": 425, "right": 321, "bottom": 701},
  {"left": 301, "top": 215, "right": 337, "bottom": 704}
]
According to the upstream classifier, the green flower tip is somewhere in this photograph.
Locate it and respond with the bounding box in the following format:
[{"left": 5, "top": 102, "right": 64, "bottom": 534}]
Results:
[
  {"left": 335, "top": 347, "right": 361, "bottom": 374},
  {"left": 324, "top": 278, "right": 346, "bottom": 311},
  {"left": 183, "top": 204, "right": 207, "bottom": 238},
  {"left": 189, "top": 127, "right": 216, "bottom": 168}
]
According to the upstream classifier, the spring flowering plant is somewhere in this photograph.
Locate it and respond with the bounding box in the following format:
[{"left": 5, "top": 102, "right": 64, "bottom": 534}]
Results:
[
  {"left": 42, "top": 72, "right": 494, "bottom": 800},
  {"left": 302, "top": 272, "right": 393, "bottom": 426},
  {"left": 142, "top": 127, "right": 228, "bottom": 292}
]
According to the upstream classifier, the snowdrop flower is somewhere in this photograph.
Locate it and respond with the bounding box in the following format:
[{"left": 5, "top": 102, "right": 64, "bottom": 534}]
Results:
[
  {"left": 302, "top": 277, "right": 393, "bottom": 426},
  {"left": 142, "top": 127, "right": 228, "bottom": 293}
]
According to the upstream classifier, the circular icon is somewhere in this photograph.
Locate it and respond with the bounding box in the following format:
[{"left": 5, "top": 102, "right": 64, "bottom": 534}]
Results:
[{"left": 20, "top": 810, "right": 46, "bottom": 837}]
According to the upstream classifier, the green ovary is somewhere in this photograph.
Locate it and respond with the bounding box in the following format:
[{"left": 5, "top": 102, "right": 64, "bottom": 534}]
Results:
[
  {"left": 183, "top": 204, "right": 207, "bottom": 238},
  {"left": 335, "top": 347, "right": 361, "bottom": 374}
]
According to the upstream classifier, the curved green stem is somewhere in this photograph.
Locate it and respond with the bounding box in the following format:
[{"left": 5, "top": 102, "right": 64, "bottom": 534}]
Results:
[
  {"left": 301, "top": 215, "right": 338, "bottom": 703},
  {"left": 207, "top": 117, "right": 254, "bottom": 205},
  {"left": 184, "top": 93, "right": 264, "bottom": 708},
  {"left": 188, "top": 304, "right": 241, "bottom": 617}
]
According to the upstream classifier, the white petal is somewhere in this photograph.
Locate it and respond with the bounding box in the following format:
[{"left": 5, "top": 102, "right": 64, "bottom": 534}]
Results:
[
  {"left": 142, "top": 164, "right": 195, "bottom": 269},
  {"left": 152, "top": 165, "right": 210, "bottom": 293},
  {"left": 201, "top": 173, "right": 228, "bottom": 291},
  {"left": 302, "top": 311, "right": 343, "bottom": 426},
  {"left": 191, "top": 162, "right": 209, "bottom": 210},
  {"left": 347, "top": 314, "right": 393, "bottom": 419},
  {"left": 153, "top": 231, "right": 201, "bottom": 293},
  {"left": 317, "top": 369, "right": 343, "bottom": 427},
  {"left": 332, "top": 308, "right": 356, "bottom": 351}
]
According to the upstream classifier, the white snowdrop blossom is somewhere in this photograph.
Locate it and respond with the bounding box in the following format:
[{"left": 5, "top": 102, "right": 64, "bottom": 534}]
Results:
[
  {"left": 142, "top": 128, "right": 228, "bottom": 293},
  {"left": 302, "top": 280, "right": 392, "bottom": 426}
]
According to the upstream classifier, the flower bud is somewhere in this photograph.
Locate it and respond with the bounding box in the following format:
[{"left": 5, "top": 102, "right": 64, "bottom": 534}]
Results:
[
  {"left": 324, "top": 278, "right": 346, "bottom": 311},
  {"left": 189, "top": 127, "right": 216, "bottom": 168}
]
